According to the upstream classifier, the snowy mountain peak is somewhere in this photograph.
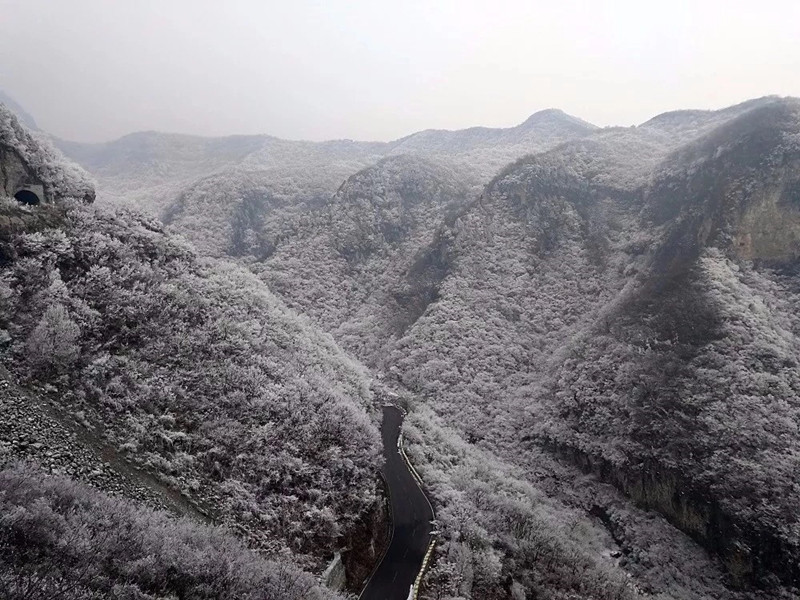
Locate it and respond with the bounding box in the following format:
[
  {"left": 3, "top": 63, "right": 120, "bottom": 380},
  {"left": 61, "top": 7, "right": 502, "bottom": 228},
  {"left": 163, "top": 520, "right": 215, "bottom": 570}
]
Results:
[{"left": 517, "top": 108, "right": 596, "bottom": 131}]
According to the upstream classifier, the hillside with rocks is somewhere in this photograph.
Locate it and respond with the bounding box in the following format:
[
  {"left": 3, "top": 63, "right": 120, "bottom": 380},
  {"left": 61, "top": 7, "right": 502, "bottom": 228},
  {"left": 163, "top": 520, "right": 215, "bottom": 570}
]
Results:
[{"left": 0, "top": 106, "right": 385, "bottom": 596}]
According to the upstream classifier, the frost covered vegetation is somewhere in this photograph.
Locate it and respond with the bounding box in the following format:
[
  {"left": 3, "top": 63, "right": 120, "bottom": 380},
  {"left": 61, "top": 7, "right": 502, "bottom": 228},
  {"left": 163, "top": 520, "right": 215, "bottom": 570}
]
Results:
[
  {"left": 400, "top": 405, "right": 642, "bottom": 600},
  {"left": 55, "top": 107, "right": 595, "bottom": 252},
  {"left": 0, "top": 462, "right": 344, "bottom": 600},
  {"left": 0, "top": 108, "right": 381, "bottom": 586},
  {"left": 390, "top": 98, "right": 800, "bottom": 597},
  {"left": 251, "top": 155, "right": 473, "bottom": 360},
  {"left": 0, "top": 202, "right": 381, "bottom": 562},
  {"left": 142, "top": 96, "right": 800, "bottom": 598},
  {"left": 5, "top": 94, "right": 800, "bottom": 600}
]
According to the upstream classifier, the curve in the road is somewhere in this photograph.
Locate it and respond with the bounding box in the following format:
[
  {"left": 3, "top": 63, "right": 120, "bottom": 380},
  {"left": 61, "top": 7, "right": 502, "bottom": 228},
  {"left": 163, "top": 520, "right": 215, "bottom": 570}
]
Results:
[{"left": 359, "top": 405, "right": 434, "bottom": 600}]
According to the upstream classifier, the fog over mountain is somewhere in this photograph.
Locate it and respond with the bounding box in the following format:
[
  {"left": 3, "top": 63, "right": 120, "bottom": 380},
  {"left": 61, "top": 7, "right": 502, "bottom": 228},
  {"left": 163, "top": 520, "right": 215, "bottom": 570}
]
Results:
[
  {"left": 2, "top": 77, "right": 800, "bottom": 600},
  {"left": 3, "top": 1, "right": 799, "bottom": 143}
]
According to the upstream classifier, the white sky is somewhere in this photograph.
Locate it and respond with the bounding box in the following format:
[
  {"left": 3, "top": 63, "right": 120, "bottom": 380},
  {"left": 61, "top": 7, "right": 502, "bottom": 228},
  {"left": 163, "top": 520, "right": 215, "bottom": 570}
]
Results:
[{"left": 1, "top": 0, "right": 799, "bottom": 142}]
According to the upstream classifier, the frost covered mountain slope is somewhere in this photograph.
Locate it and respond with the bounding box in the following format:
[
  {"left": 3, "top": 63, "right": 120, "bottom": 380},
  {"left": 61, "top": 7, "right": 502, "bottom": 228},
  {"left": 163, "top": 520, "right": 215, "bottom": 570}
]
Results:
[
  {"left": 230, "top": 96, "right": 800, "bottom": 598},
  {"left": 389, "top": 96, "right": 800, "bottom": 593},
  {"left": 108, "top": 95, "right": 800, "bottom": 598},
  {"left": 55, "top": 132, "right": 387, "bottom": 216},
  {"left": 0, "top": 105, "right": 95, "bottom": 204},
  {"left": 535, "top": 98, "right": 800, "bottom": 586},
  {"left": 251, "top": 155, "right": 471, "bottom": 360},
  {"left": 8, "top": 90, "right": 800, "bottom": 599},
  {"left": 385, "top": 108, "right": 599, "bottom": 184},
  {"left": 391, "top": 109, "right": 596, "bottom": 155},
  {"left": 249, "top": 98, "right": 784, "bottom": 363},
  {"left": 0, "top": 106, "right": 382, "bottom": 588},
  {"left": 164, "top": 97, "right": 800, "bottom": 598}
]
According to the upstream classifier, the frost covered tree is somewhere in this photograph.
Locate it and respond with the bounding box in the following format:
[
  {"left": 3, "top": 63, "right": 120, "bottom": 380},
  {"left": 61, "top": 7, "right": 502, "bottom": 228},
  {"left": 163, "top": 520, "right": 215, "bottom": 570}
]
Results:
[{"left": 25, "top": 303, "right": 80, "bottom": 376}]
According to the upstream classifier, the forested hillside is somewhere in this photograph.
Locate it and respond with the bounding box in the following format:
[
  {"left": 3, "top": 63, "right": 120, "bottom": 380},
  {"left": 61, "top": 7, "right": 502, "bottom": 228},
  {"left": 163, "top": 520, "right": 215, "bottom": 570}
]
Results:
[
  {"left": 251, "top": 155, "right": 472, "bottom": 360},
  {"left": 172, "top": 95, "right": 799, "bottom": 598},
  {"left": 530, "top": 98, "right": 800, "bottom": 585},
  {"left": 1, "top": 203, "right": 381, "bottom": 559},
  {"left": 388, "top": 97, "right": 800, "bottom": 596},
  {"left": 57, "top": 132, "right": 387, "bottom": 217},
  {"left": 0, "top": 105, "right": 383, "bottom": 594}
]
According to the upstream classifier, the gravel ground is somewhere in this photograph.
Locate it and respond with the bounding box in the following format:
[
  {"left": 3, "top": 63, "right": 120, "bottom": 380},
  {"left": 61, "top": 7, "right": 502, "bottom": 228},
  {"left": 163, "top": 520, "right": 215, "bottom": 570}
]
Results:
[{"left": 0, "top": 368, "right": 205, "bottom": 519}]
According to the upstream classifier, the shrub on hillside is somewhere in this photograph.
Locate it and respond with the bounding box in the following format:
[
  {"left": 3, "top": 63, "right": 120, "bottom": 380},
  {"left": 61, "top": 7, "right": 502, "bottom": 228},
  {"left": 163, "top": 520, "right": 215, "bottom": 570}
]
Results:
[{"left": 0, "top": 462, "right": 343, "bottom": 600}]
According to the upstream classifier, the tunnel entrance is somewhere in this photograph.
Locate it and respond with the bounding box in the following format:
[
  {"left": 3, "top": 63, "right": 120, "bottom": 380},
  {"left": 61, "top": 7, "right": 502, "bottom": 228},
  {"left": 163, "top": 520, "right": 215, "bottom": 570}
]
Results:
[{"left": 14, "top": 190, "right": 40, "bottom": 206}]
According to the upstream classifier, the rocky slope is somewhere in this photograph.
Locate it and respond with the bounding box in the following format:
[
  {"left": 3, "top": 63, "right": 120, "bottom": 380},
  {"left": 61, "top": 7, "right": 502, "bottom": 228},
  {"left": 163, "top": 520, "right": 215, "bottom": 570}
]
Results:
[
  {"left": 0, "top": 365, "right": 188, "bottom": 515},
  {"left": 1, "top": 105, "right": 94, "bottom": 204}
]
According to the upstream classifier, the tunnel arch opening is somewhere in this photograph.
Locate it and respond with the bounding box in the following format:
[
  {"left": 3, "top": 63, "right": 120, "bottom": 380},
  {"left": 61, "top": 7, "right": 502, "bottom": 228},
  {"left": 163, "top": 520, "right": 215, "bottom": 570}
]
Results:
[{"left": 14, "top": 189, "right": 40, "bottom": 206}]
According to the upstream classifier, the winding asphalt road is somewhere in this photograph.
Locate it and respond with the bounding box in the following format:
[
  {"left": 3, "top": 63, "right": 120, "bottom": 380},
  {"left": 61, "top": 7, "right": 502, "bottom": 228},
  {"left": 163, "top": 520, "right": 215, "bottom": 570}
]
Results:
[{"left": 359, "top": 405, "right": 434, "bottom": 600}]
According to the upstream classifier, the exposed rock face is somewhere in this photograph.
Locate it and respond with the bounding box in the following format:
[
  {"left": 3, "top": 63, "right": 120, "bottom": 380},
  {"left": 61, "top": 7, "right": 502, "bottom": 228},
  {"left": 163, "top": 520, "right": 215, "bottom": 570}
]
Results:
[
  {"left": 0, "top": 110, "right": 95, "bottom": 261},
  {"left": 0, "top": 144, "right": 46, "bottom": 203},
  {"left": 0, "top": 108, "right": 96, "bottom": 260},
  {"left": 0, "top": 105, "right": 95, "bottom": 205},
  {"left": 341, "top": 475, "right": 391, "bottom": 593}
]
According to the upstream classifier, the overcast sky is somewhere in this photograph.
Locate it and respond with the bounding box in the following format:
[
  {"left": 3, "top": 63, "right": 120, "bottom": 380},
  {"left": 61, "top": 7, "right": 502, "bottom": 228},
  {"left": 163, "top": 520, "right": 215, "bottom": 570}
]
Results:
[{"left": 1, "top": 0, "right": 799, "bottom": 143}]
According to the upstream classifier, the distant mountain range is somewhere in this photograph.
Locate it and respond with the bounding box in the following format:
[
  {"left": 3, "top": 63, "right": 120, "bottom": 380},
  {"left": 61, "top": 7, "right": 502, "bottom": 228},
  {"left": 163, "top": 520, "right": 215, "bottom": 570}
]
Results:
[{"left": 46, "top": 105, "right": 597, "bottom": 218}]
